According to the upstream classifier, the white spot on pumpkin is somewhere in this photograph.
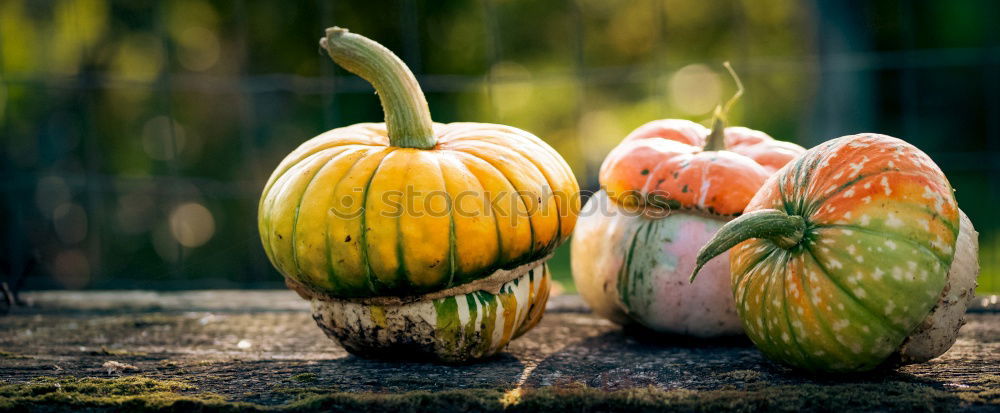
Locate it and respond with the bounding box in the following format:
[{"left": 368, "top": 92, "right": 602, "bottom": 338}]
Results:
[
  {"left": 892, "top": 267, "right": 904, "bottom": 281},
  {"left": 885, "top": 240, "right": 897, "bottom": 250},
  {"left": 860, "top": 215, "right": 871, "bottom": 226},
  {"left": 863, "top": 182, "right": 872, "bottom": 189},
  {"left": 846, "top": 245, "right": 856, "bottom": 255},
  {"left": 842, "top": 229, "right": 854, "bottom": 236},
  {"left": 880, "top": 176, "right": 892, "bottom": 196},
  {"left": 828, "top": 259, "right": 843, "bottom": 269},
  {"left": 853, "top": 288, "right": 867, "bottom": 298},
  {"left": 861, "top": 196, "right": 872, "bottom": 204},
  {"left": 848, "top": 156, "right": 868, "bottom": 177},
  {"left": 885, "top": 300, "right": 895, "bottom": 314},
  {"left": 885, "top": 213, "right": 903, "bottom": 228},
  {"left": 872, "top": 267, "right": 885, "bottom": 281},
  {"left": 919, "top": 219, "right": 930, "bottom": 231},
  {"left": 921, "top": 185, "right": 945, "bottom": 214}
]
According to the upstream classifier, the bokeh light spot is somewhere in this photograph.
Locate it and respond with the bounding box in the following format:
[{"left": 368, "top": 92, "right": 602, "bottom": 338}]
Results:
[
  {"left": 669, "top": 64, "right": 722, "bottom": 116},
  {"left": 169, "top": 202, "right": 215, "bottom": 248},
  {"left": 490, "top": 61, "right": 534, "bottom": 118},
  {"left": 112, "top": 34, "right": 165, "bottom": 82},
  {"left": 176, "top": 26, "right": 220, "bottom": 72}
]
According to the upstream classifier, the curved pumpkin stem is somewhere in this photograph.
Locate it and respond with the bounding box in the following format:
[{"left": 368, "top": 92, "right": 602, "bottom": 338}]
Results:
[
  {"left": 702, "top": 61, "right": 744, "bottom": 152},
  {"left": 689, "top": 209, "right": 805, "bottom": 283},
  {"left": 320, "top": 27, "right": 436, "bottom": 149}
]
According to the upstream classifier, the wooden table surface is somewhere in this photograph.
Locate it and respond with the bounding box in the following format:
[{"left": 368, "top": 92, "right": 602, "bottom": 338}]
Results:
[{"left": 1, "top": 291, "right": 998, "bottom": 412}]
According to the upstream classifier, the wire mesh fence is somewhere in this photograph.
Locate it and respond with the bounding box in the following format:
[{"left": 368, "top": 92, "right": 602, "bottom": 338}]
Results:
[{"left": 1, "top": 0, "right": 998, "bottom": 293}]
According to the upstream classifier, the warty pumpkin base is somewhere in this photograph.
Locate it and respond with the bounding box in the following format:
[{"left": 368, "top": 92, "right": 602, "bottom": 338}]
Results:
[{"left": 309, "top": 264, "right": 550, "bottom": 362}]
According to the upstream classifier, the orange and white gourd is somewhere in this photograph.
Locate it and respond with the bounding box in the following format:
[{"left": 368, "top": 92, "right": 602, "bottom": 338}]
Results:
[{"left": 572, "top": 78, "right": 805, "bottom": 337}]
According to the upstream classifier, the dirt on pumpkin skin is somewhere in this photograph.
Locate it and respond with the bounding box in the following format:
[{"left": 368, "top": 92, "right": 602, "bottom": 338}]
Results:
[{"left": 0, "top": 291, "right": 998, "bottom": 412}]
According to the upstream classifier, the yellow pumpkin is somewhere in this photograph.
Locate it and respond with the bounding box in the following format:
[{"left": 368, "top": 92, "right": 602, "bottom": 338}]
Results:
[{"left": 257, "top": 28, "right": 579, "bottom": 361}]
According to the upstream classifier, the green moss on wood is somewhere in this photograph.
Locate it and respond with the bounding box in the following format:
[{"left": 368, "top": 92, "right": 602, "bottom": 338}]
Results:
[
  {"left": 0, "top": 376, "right": 242, "bottom": 412},
  {"left": 289, "top": 373, "right": 317, "bottom": 384},
  {"left": 1, "top": 376, "right": 998, "bottom": 412},
  {"left": 0, "top": 350, "right": 32, "bottom": 359}
]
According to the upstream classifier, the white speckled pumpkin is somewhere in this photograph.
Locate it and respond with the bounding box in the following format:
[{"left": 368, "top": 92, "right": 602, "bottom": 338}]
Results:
[
  {"left": 692, "top": 134, "right": 980, "bottom": 372},
  {"left": 259, "top": 28, "right": 578, "bottom": 362},
  {"left": 572, "top": 77, "right": 805, "bottom": 337}
]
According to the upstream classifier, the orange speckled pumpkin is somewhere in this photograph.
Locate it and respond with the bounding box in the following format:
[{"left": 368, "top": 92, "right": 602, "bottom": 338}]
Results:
[
  {"left": 572, "top": 67, "right": 806, "bottom": 337},
  {"left": 693, "top": 134, "right": 980, "bottom": 372}
]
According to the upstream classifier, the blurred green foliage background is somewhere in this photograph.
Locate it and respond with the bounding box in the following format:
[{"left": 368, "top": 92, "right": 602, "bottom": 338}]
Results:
[{"left": 1, "top": 0, "right": 998, "bottom": 295}]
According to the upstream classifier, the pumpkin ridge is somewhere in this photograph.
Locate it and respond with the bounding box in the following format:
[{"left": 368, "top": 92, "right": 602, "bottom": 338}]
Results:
[
  {"left": 817, "top": 224, "right": 954, "bottom": 268},
  {"left": 263, "top": 143, "right": 377, "bottom": 204},
  {"left": 450, "top": 128, "right": 580, "bottom": 233},
  {"left": 326, "top": 148, "right": 392, "bottom": 295},
  {"left": 736, "top": 245, "right": 778, "bottom": 310},
  {"left": 807, "top": 169, "right": 960, "bottom": 236},
  {"left": 803, "top": 167, "right": 893, "bottom": 216},
  {"left": 736, "top": 245, "right": 778, "bottom": 349},
  {"left": 755, "top": 248, "right": 783, "bottom": 361},
  {"left": 322, "top": 149, "right": 372, "bottom": 294},
  {"left": 792, "top": 148, "right": 828, "bottom": 213},
  {"left": 454, "top": 138, "right": 565, "bottom": 244},
  {"left": 289, "top": 151, "right": 346, "bottom": 283},
  {"left": 778, "top": 250, "right": 816, "bottom": 369},
  {"left": 796, "top": 252, "right": 860, "bottom": 365},
  {"left": 391, "top": 154, "right": 416, "bottom": 290},
  {"left": 449, "top": 154, "right": 504, "bottom": 283},
  {"left": 435, "top": 156, "right": 459, "bottom": 289},
  {"left": 262, "top": 146, "right": 349, "bottom": 267},
  {"left": 803, "top": 244, "right": 907, "bottom": 336},
  {"left": 462, "top": 149, "right": 539, "bottom": 259},
  {"left": 358, "top": 149, "right": 396, "bottom": 293},
  {"left": 454, "top": 152, "right": 514, "bottom": 271}
]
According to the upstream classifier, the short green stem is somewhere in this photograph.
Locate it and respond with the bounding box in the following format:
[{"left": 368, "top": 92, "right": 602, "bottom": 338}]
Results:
[
  {"left": 689, "top": 209, "right": 806, "bottom": 283},
  {"left": 702, "top": 62, "right": 744, "bottom": 152},
  {"left": 320, "top": 27, "right": 436, "bottom": 149},
  {"left": 703, "top": 107, "right": 727, "bottom": 151}
]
